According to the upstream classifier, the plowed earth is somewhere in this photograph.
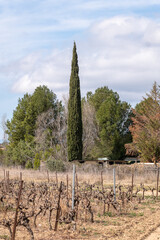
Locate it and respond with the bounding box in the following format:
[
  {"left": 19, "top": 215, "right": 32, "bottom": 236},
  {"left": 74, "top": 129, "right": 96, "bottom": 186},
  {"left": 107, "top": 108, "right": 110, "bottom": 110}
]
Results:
[{"left": 0, "top": 197, "right": 160, "bottom": 240}]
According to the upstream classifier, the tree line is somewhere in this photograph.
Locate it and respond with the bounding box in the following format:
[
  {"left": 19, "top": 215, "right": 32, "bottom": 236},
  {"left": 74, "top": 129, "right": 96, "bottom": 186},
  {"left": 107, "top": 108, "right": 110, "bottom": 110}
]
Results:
[{"left": 1, "top": 43, "right": 160, "bottom": 169}]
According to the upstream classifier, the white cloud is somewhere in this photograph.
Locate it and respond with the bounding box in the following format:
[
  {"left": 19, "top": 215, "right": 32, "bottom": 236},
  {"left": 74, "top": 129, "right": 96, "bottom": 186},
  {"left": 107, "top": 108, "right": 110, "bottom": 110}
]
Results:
[
  {"left": 9, "top": 16, "right": 160, "bottom": 106},
  {"left": 79, "top": 16, "right": 160, "bottom": 95},
  {"left": 0, "top": 0, "right": 160, "bottom": 65},
  {"left": 77, "top": 0, "right": 160, "bottom": 10},
  {"left": 2, "top": 1, "right": 160, "bottom": 141},
  {"left": 11, "top": 49, "right": 71, "bottom": 98}
]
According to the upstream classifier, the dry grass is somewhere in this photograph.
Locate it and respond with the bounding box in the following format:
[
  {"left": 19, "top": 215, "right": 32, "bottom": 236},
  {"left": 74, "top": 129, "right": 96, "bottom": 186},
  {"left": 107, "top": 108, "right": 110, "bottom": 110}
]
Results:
[{"left": 0, "top": 163, "right": 158, "bottom": 186}]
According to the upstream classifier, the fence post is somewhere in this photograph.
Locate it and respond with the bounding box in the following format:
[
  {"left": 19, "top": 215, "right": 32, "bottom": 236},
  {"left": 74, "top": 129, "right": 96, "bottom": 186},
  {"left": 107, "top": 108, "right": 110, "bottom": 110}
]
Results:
[
  {"left": 7, "top": 171, "right": 9, "bottom": 191},
  {"left": 156, "top": 167, "right": 159, "bottom": 200},
  {"left": 6, "top": 171, "right": 8, "bottom": 191},
  {"left": 3, "top": 169, "right": 5, "bottom": 181},
  {"left": 131, "top": 168, "right": 134, "bottom": 201},
  {"left": 20, "top": 172, "right": 22, "bottom": 182},
  {"left": 101, "top": 171, "right": 104, "bottom": 192},
  {"left": 3, "top": 169, "right": 6, "bottom": 191},
  {"left": 72, "top": 164, "right": 76, "bottom": 210},
  {"left": 122, "top": 192, "right": 125, "bottom": 208},
  {"left": 47, "top": 170, "right": 50, "bottom": 183},
  {"left": 56, "top": 171, "right": 58, "bottom": 187},
  {"left": 66, "top": 174, "right": 69, "bottom": 207},
  {"left": 113, "top": 167, "right": 116, "bottom": 201}
]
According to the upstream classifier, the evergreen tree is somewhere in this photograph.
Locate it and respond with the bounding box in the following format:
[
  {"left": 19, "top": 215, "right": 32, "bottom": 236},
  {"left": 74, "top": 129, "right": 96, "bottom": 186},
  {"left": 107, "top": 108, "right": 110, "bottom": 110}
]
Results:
[
  {"left": 6, "top": 85, "right": 58, "bottom": 144},
  {"left": 87, "top": 87, "right": 132, "bottom": 160},
  {"left": 67, "top": 42, "right": 83, "bottom": 161},
  {"left": 5, "top": 85, "right": 60, "bottom": 167}
]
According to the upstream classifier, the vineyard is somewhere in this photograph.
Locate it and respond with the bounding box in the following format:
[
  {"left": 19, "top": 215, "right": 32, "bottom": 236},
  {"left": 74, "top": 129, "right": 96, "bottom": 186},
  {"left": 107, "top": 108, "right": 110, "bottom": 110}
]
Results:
[{"left": 0, "top": 165, "right": 160, "bottom": 240}]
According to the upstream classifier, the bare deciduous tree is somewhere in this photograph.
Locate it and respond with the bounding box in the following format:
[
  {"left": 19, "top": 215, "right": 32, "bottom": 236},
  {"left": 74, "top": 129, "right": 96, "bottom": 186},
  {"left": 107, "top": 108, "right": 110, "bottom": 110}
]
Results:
[
  {"left": 35, "top": 99, "right": 99, "bottom": 162},
  {"left": 0, "top": 114, "right": 8, "bottom": 143},
  {"left": 35, "top": 103, "right": 67, "bottom": 161}
]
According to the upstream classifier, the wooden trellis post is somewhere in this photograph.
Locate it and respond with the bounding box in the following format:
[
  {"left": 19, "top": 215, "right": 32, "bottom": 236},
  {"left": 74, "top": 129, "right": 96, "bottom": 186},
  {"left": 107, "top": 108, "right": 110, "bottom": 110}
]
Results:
[
  {"left": 12, "top": 180, "right": 23, "bottom": 240},
  {"left": 113, "top": 167, "right": 116, "bottom": 201},
  {"left": 54, "top": 181, "right": 62, "bottom": 231},
  {"left": 156, "top": 167, "right": 159, "bottom": 200},
  {"left": 56, "top": 171, "right": 58, "bottom": 187},
  {"left": 66, "top": 174, "right": 69, "bottom": 207},
  {"left": 47, "top": 170, "right": 50, "bottom": 183},
  {"left": 131, "top": 168, "right": 134, "bottom": 201},
  {"left": 72, "top": 164, "right": 76, "bottom": 210},
  {"left": 101, "top": 171, "right": 104, "bottom": 192}
]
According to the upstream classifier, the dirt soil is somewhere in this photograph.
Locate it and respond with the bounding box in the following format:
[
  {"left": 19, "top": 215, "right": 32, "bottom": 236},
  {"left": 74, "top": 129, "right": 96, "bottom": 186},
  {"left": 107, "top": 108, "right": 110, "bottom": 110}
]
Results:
[
  {"left": 0, "top": 198, "right": 160, "bottom": 240},
  {"left": 0, "top": 166, "right": 160, "bottom": 240},
  {"left": 145, "top": 227, "right": 160, "bottom": 240}
]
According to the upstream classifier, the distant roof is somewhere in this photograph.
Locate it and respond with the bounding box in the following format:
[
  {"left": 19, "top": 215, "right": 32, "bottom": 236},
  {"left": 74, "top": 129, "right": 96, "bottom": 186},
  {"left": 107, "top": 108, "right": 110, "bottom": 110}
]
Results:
[{"left": 98, "top": 158, "right": 108, "bottom": 161}]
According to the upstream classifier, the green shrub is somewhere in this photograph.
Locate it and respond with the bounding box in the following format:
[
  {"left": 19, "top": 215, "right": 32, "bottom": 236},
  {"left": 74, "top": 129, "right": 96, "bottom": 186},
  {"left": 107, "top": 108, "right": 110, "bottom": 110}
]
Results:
[
  {"left": 46, "top": 157, "right": 65, "bottom": 172},
  {"left": 25, "top": 160, "right": 33, "bottom": 169},
  {"left": 0, "top": 149, "right": 4, "bottom": 165},
  {"left": 34, "top": 153, "right": 41, "bottom": 170}
]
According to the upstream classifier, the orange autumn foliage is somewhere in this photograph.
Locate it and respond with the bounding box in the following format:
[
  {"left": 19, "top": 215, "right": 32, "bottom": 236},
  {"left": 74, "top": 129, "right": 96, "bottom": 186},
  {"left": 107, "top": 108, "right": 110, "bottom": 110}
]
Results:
[{"left": 129, "top": 82, "right": 160, "bottom": 164}]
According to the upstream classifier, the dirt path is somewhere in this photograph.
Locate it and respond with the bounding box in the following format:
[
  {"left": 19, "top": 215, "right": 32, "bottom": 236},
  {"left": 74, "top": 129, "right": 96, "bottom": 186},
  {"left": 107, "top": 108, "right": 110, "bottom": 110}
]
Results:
[{"left": 144, "top": 226, "right": 160, "bottom": 240}]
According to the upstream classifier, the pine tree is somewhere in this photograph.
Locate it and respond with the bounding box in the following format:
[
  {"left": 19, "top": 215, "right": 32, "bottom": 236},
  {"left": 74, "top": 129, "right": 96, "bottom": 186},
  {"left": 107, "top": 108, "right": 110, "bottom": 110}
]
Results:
[{"left": 67, "top": 42, "right": 83, "bottom": 161}]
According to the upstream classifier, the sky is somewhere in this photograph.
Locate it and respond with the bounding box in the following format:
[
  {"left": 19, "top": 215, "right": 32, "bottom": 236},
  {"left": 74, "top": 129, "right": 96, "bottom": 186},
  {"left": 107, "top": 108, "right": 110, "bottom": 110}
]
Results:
[{"left": 1, "top": 0, "right": 160, "bottom": 141}]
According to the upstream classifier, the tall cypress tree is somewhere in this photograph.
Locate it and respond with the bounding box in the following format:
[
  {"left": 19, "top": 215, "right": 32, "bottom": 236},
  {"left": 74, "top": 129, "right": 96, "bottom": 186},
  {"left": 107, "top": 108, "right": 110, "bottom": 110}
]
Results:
[{"left": 67, "top": 42, "right": 83, "bottom": 161}]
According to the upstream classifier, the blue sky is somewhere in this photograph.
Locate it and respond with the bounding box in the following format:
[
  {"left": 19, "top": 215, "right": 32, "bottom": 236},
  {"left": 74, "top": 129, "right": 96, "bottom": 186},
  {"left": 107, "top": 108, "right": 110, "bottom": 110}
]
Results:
[{"left": 1, "top": 0, "right": 160, "bottom": 141}]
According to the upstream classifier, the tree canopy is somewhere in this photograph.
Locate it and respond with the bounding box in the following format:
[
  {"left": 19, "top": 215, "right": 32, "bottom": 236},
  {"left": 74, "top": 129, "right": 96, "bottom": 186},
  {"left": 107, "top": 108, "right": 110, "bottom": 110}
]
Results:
[
  {"left": 67, "top": 42, "right": 83, "bottom": 161},
  {"left": 87, "top": 87, "right": 132, "bottom": 160},
  {"left": 5, "top": 85, "right": 60, "bottom": 167},
  {"left": 6, "top": 85, "right": 59, "bottom": 145},
  {"left": 130, "top": 82, "right": 160, "bottom": 164}
]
